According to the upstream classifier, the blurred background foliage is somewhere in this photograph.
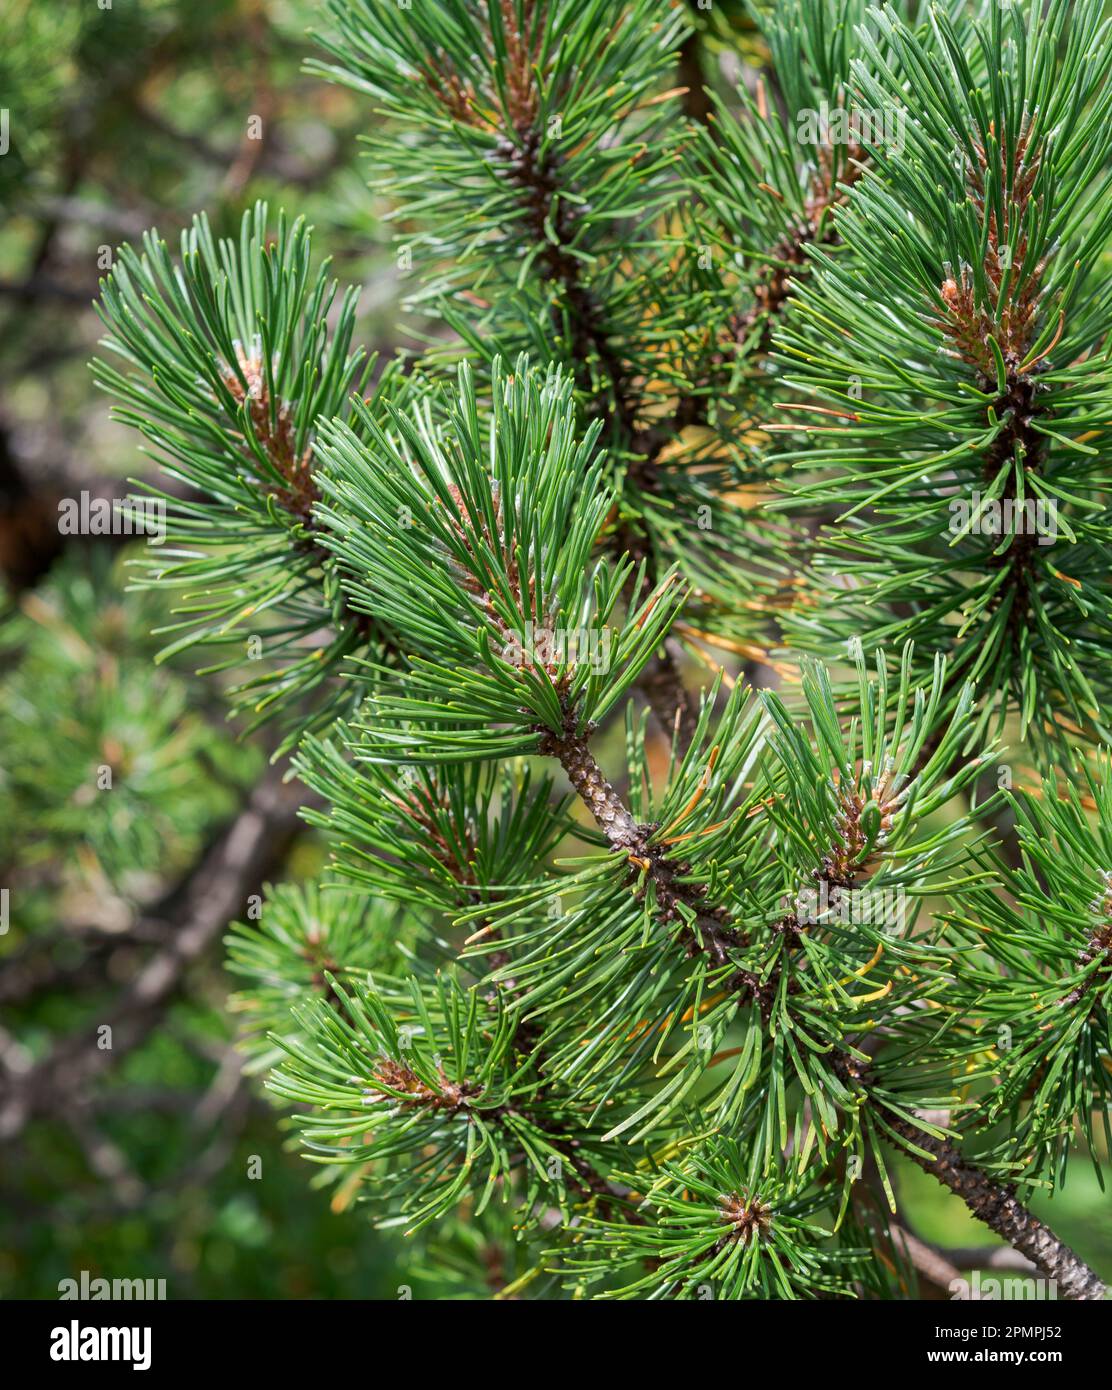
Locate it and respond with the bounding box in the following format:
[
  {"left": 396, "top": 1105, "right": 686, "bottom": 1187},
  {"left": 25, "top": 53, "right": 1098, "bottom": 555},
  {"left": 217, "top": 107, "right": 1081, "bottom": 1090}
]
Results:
[
  {"left": 0, "top": 0, "right": 1105, "bottom": 1301},
  {"left": 0, "top": 0, "right": 415, "bottom": 1300}
]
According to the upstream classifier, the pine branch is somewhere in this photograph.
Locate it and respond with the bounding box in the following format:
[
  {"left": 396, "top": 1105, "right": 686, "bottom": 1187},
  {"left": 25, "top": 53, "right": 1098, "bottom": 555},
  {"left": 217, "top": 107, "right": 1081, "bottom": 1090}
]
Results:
[
  {"left": 77, "top": 0, "right": 1112, "bottom": 1300},
  {"left": 541, "top": 672, "right": 1102, "bottom": 1296},
  {"left": 489, "top": 61, "right": 699, "bottom": 742},
  {"left": 773, "top": 0, "right": 1112, "bottom": 763},
  {"left": 314, "top": 0, "right": 707, "bottom": 743},
  {"left": 881, "top": 1110, "right": 1105, "bottom": 1301},
  {"left": 92, "top": 205, "right": 417, "bottom": 747},
  {"left": 528, "top": 658, "right": 1100, "bottom": 1295}
]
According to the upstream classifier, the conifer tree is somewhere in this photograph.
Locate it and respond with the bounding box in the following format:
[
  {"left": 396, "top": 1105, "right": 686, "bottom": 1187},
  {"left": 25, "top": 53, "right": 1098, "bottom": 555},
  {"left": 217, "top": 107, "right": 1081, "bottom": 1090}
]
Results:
[{"left": 92, "top": 0, "right": 1112, "bottom": 1298}]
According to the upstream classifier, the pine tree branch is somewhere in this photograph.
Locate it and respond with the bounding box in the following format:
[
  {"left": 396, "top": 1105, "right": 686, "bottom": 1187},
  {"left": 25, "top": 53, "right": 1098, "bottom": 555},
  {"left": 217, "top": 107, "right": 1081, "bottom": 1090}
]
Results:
[
  {"left": 219, "top": 350, "right": 381, "bottom": 645},
  {"left": 933, "top": 118, "right": 1051, "bottom": 673},
  {"left": 638, "top": 641, "right": 700, "bottom": 754},
  {"left": 539, "top": 714, "right": 641, "bottom": 851},
  {"left": 731, "top": 140, "right": 864, "bottom": 359},
  {"left": 497, "top": 132, "right": 640, "bottom": 445},
  {"left": 352, "top": 762, "right": 637, "bottom": 1221},
  {"left": 880, "top": 1109, "right": 1105, "bottom": 1301},
  {"left": 773, "top": 756, "right": 1101, "bottom": 1299},
  {"left": 709, "top": 81, "right": 868, "bottom": 372},
  {"left": 537, "top": 698, "right": 1103, "bottom": 1296},
  {"left": 485, "top": 57, "right": 699, "bottom": 747},
  {"left": 77, "top": 0, "right": 1112, "bottom": 1299},
  {"left": 888, "top": 1224, "right": 961, "bottom": 1296},
  {"left": 539, "top": 704, "right": 740, "bottom": 961}
]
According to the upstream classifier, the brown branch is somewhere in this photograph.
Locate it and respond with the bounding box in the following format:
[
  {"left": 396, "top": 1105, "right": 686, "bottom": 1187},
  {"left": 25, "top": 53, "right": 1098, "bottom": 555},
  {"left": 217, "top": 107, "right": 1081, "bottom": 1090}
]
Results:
[
  {"left": 933, "top": 116, "right": 1053, "bottom": 671},
  {"left": 881, "top": 1109, "right": 1104, "bottom": 1301},
  {"left": 476, "top": 39, "right": 700, "bottom": 749},
  {"left": 638, "top": 641, "right": 700, "bottom": 753},
  {"left": 541, "top": 707, "right": 743, "bottom": 975},
  {"left": 536, "top": 706, "right": 1104, "bottom": 1297},
  {"left": 539, "top": 715, "right": 641, "bottom": 851},
  {"left": 1059, "top": 907, "right": 1112, "bottom": 1010},
  {"left": 945, "top": 1244, "right": 1040, "bottom": 1274},
  {"left": 677, "top": 18, "right": 711, "bottom": 127},
  {"left": 889, "top": 1224, "right": 961, "bottom": 1297},
  {"left": 790, "top": 764, "right": 1101, "bottom": 1300},
  {"left": 731, "top": 137, "right": 865, "bottom": 360},
  {"left": 0, "top": 763, "right": 305, "bottom": 1141}
]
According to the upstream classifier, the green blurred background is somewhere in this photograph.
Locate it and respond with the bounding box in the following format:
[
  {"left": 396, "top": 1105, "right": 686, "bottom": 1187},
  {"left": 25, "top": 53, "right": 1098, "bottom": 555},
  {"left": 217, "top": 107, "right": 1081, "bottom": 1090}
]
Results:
[{"left": 0, "top": 0, "right": 415, "bottom": 1300}]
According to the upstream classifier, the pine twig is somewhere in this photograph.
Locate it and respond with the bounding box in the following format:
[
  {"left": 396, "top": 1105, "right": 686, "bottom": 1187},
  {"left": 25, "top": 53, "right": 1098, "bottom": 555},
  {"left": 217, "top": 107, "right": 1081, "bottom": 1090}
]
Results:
[
  {"left": 541, "top": 701, "right": 1105, "bottom": 1299},
  {"left": 882, "top": 1110, "right": 1105, "bottom": 1301}
]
